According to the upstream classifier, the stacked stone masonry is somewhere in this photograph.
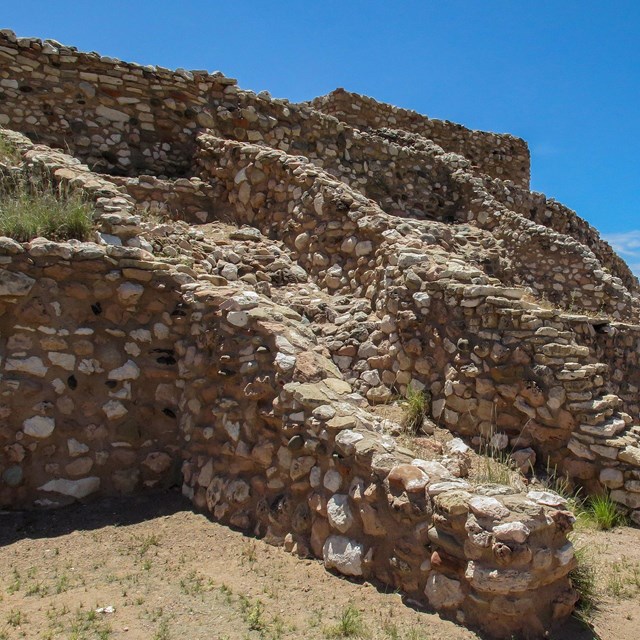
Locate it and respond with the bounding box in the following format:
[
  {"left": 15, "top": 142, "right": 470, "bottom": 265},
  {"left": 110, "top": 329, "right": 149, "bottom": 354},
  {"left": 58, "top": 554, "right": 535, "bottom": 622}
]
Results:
[{"left": 1, "top": 29, "right": 640, "bottom": 637}]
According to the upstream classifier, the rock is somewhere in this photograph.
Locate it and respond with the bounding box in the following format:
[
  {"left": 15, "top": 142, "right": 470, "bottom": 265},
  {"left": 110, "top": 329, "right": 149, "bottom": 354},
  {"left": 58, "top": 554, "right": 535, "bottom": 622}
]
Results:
[
  {"left": 23, "top": 416, "right": 55, "bottom": 438},
  {"left": 221, "top": 263, "right": 238, "bottom": 281},
  {"left": 117, "top": 282, "right": 144, "bottom": 305},
  {"left": 599, "top": 468, "right": 624, "bottom": 489},
  {"left": 428, "top": 480, "right": 471, "bottom": 496},
  {"left": 65, "top": 457, "right": 93, "bottom": 476},
  {"left": 387, "top": 464, "right": 429, "bottom": 493},
  {"left": 48, "top": 352, "right": 76, "bottom": 371},
  {"left": 38, "top": 477, "right": 100, "bottom": 499},
  {"left": 618, "top": 446, "right": 640, "bottom": 466},
  {"left": 511, "top": 448, "right": 536, "bottom": 473},
  {"left": 143, "top": 452, "right": 172, "bottom": 474},
  {"left": 468, "top": 496, "right": 510, "bottom": 520},
  {"left": 366, "top": 385, "right": 392, "bottom": 404},
  {"left": 5, "top": 356, "right": 47, "bottom": 377},
  {"left": 413, "top": 459, "right": 452, "bottom": 479},
  {"left": 323, "top": 469, "right": 342, "bottom": 492},
  {"left": 355, "top": 240, "right": 373, "bottom": 256},
  {"left": 96, "top": 105, "right": 129, "bottom": 122},
  {"left": 334, "top": 430, "right": 364, "bottom": 455},
  {"left": 290, "top": 456, "right": 315, "bottom": 480},
  {"left": 323, "top": 535, "right": 364, "bottom": 576},
  {"left": 424, "top": 573, "right": 464, "bottom": 609},
  {"left": 313, "top": 405, "right": 336, "bottom": 421},
  {"left": 2, "top": 465, "right": 23, "bottom": 487},
  {"left": 327, "top": 494, "right": 354, "bottom": 533},
  {"left": 446, "top": 438, "right": 471, "bottom": 455},
  {"left": 611, "top": 490, "right": 640, "bottom": 509},
  {"left": 434, "top": 490, "right": 471, "bottom": 515},
  {"left": 108, "top": 360, "right": 140, "bottom": 380},
  {"left": 0, "top": 270, "right": 35, "bottom": 296},
  {"left": 492, "top": 521, "right": 530, "bottom": 543},
  {"left": 465, "top": 561, "right": 534, "bottom": 594},
  {"left": 102, "top": 400, "right": 128, "bottom": 420},
  {"left": 526, "top": 490, "right": 567, "bottom": 508},
  {"left": 227, "top": 311, "right": 249, "bottom": 327}
]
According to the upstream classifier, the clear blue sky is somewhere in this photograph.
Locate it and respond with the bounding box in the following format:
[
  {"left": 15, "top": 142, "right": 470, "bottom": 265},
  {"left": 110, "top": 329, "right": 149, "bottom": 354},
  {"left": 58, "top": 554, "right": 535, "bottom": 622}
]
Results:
[{"left": 3, "top": 1, "right": 639, "bottom": 268}]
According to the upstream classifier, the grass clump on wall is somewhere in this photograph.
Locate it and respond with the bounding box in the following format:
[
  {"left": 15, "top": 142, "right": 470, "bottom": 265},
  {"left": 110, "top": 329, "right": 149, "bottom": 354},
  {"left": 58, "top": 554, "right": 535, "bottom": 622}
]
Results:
[
  {"left": 401, "top": 386, "right": 429, "bottom": 434},
  {"left": 0, "top": 176, "right": 93, "bottom": 242}
]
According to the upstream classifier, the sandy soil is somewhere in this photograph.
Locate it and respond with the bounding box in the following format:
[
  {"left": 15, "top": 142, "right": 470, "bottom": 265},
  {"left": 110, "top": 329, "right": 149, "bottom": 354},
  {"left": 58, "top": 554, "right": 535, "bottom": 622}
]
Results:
[{"left": 0, "top": 491, "right": 637, "bottom": 640}]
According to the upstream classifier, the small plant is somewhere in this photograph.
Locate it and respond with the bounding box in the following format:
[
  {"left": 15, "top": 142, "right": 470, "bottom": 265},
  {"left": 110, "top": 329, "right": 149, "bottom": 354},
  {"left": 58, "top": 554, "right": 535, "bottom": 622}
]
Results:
[
  {"left": 7, "top": 568, "right": 20, "bottom": 594},
  {"left": 219, "top": 583, "right": 233, "bottom": 603},
  {"left": 587, "top": 493, "right": 625, "bottom": 530},
  {"left": 0, "top": 137, "right": 20, "bottom": 164},
  {"left": 324, "top": 604, "right": 366, "bottom": 638},
  {"left": 137, "top": 533, "right": 160, "bottom": 556},
  {"left": 241, "top": 540, "right": 257, "bottom": 565},
  {"left": 153, "top": 619, "right": 171, "bottom": 640},
  {"left": 7, "top": 609, "right": 25, "bottom": 627},
  {"left": 0, "top": 174, "right": 93, "bottom": 242},
  {"left": 401, "top": 386, "right": 429, "bottom": 434},
  {"left": 55, "top": 572, "right": 70, "bottom": 594},
  {"left": 25, "top": 581, "right": 47, "bottom": 597},
  {"left": 569, "top": 545, "right": 597, "bottom": 616},
  {"left": 179, "top": 570, "right": 207, "bottom": 596}
]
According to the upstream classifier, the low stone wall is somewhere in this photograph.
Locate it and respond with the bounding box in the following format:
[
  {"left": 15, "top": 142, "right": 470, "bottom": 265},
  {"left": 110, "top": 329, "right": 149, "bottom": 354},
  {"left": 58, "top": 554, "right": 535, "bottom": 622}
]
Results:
[
  {"left": 0, "top": 239, "right": 187, "bottom": 506},
  {"left": 178, "top": 284, "right": 578, "bottom": 639},
  {"left": 480, "top": 173, "right": 638, "bottom": 297},
  {"left": 0, "top": 30, "right": 236, "bottom": 177},
  {"left": 309, "top": 89, "right": 531, "bottom": 188}
]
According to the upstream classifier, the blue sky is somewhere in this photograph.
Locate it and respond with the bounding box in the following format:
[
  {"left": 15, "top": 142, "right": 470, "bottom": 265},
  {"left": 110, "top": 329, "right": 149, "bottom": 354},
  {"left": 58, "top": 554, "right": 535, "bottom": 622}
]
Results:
[{"left": 3, "top": 1, "right": 639, "bottom": 270}]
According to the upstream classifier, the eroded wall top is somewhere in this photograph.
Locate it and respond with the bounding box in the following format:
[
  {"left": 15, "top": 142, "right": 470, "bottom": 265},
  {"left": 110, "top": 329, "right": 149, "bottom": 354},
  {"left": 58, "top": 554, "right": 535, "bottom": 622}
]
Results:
[{"left": 309, "top": 88, "right": 531, "bottom": 188}]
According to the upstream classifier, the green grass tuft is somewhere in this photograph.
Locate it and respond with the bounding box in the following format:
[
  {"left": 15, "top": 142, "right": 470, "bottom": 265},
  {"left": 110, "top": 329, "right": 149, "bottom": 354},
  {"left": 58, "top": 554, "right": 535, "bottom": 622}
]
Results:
[
  {"left": 401, "top": 386, "right": 429, "bottom": 434},
  {"left": 0, "top": 176, "right": 93, "bottom": 242},
  {"left": 587, "top": 493, "right": 626, "bottom": 531},
  {"left": 324, "top": 604, "right": 366, "bottom": 638},
  {"left": 570, "top": 545, "right": 598, "bottom": 616},
  {"left": 0, "top": 137, "right": 20, "bottom": 164}
]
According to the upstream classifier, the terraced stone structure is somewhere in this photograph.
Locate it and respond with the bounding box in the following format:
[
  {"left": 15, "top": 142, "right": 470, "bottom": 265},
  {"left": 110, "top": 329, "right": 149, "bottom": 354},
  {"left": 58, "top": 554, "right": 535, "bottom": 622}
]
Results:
[{"left": 1, "top": 29, "right": 640, "bottom": 637}]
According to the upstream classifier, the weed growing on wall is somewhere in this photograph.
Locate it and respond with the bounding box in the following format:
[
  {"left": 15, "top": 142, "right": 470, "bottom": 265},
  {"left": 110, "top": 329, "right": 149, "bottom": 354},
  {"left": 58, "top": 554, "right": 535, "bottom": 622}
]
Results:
[{"left": 0, "top": 174, "right": 93, "bottom": 242}]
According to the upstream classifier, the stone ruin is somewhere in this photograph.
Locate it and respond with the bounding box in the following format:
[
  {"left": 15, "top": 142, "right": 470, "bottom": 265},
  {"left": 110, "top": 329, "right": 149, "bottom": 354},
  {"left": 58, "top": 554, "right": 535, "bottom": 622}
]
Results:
[{"left": 1, "top": 29, "right": 640, "bottom": 637}]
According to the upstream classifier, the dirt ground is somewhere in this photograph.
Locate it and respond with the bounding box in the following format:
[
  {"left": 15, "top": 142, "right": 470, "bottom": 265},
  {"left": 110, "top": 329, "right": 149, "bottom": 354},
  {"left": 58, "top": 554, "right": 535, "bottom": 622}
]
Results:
[{"left": 0, "top": 490, "right": 638, "bottom": 640}]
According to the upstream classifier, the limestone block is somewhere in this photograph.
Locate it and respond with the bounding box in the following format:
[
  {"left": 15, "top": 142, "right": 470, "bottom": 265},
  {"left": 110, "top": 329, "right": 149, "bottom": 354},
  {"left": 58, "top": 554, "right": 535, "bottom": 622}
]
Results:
[
  {"left": 322, "top": 535, "right": 364, "bottom": 576},
  {"left": 424, "top": 573, "right": 464, "bottom": 609},
  {"left": 0, "top": 270, "right": 35, "bottom": 296},
  {"left": 5, "top": 356, "right": 47, "bottom": 377},
  {"left": 468, "top": 496, "right": 510, "bottom": 521},
  {"left": 599, "top": 467, "right": 624, "bottom": 489},
  {"left": 108, "top": 360, "right": 140, "bottom": 380},
  {"left": 23, "top": 416, "right": 55, "bottom": 438},
  {"left": 618, "top": 446, "right": 640, "bottom": 466},
  {"left": 327, "top": 494, "right": 354, "bottom": 533},
  {"left": 39, "top": 477, "right": 100, "bottom": 499}
]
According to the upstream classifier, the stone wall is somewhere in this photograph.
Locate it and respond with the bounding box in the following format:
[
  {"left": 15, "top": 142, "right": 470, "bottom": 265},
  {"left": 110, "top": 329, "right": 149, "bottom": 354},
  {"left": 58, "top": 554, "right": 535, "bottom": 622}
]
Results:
[
  {"left": 3, "top": 29, "right": 640, "bottom": 636},
  {"left": 308, "top": 88, "right": 531, "bottom": 188},
  {"left": 0, "top": 240, "right": 187, "bottom": 506},
  {"left": 0, "top": 234, "right": 579, "bottom": 637},
  {"left": 480, "top": 173, "right": 639, "bottom": 297},
  {"left": 192, "top": 133, "right": 640, "bottom": 521},
  {"left": 180, "top": 285, "right": 578, "bottom": 638},
  {"left": 1, "top": 29, "right": 635, "bottom": 322}
]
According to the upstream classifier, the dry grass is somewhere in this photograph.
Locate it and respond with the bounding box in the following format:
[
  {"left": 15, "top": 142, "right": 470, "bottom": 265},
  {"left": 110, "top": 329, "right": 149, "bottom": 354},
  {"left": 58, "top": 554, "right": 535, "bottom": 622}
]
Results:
[{"left": 0, "top": 175, "right": 93, "bottom": 242}]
